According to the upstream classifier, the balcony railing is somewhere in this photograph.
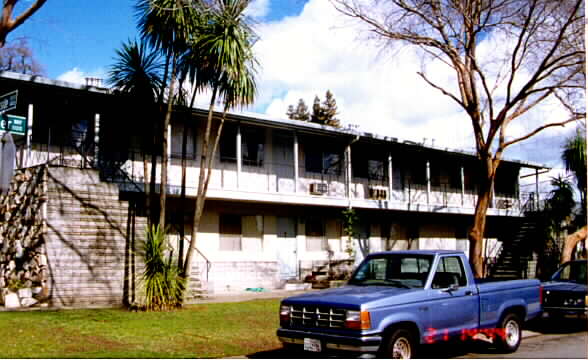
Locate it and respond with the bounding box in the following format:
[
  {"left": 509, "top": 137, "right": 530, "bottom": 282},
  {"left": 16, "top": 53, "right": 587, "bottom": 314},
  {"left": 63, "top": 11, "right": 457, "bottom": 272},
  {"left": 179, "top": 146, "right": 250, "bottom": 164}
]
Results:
[{"left": 18, "top": 144, "right": 528, "bottom": 213}]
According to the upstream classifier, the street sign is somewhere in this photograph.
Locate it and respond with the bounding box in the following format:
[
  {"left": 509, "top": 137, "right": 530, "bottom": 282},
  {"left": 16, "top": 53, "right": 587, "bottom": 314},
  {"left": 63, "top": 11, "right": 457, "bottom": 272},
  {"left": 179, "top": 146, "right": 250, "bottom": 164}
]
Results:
[
  {"left": 0, "top": 90, "right": 17, "bottom": 113},
  {"left": 0, "top": 114, "right": 27, "bottom": 136}
]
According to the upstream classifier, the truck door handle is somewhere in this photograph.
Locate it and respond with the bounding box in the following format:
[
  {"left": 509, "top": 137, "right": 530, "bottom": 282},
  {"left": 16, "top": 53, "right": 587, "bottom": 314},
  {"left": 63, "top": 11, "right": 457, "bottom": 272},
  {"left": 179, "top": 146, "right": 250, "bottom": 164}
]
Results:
[{"left": 465, "top": 291, "right": 473, "bottom": 296}]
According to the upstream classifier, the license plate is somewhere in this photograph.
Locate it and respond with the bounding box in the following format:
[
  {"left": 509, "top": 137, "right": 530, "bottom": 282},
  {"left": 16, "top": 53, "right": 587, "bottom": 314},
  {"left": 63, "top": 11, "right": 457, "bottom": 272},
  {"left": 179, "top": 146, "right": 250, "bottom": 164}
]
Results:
[{"left": 303, "top": 338, "right": 322, "bottom": 352}]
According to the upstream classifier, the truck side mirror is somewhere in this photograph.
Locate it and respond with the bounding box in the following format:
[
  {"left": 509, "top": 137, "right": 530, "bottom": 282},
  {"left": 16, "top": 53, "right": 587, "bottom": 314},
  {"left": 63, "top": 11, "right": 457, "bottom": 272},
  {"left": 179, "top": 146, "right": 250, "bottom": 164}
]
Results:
[{"left": 441, "top": 284, "right": 459, "bottom": 293}]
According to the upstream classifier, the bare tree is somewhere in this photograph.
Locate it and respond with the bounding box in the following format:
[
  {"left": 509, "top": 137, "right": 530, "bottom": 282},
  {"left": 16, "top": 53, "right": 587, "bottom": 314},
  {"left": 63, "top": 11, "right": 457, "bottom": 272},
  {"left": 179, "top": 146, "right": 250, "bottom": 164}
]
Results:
[
  {"left": 333, "top": 0, "right": 586, "bottom": 277},
  {"left": 0, "top": 37, "right": 43, "bottom": 74},
  {"left": 0, "top": 0, "right": 47, "bottom": 47}
]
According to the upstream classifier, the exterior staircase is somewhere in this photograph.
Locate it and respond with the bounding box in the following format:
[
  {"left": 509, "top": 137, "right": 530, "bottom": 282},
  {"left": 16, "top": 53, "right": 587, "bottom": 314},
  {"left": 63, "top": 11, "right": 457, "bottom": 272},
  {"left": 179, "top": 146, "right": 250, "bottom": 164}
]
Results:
[
  {"left": 44, "top": 167, "right": 148, "bottom": 307},
  {"left": 488, "top": 216, "right": 540, "bottom": 279}
]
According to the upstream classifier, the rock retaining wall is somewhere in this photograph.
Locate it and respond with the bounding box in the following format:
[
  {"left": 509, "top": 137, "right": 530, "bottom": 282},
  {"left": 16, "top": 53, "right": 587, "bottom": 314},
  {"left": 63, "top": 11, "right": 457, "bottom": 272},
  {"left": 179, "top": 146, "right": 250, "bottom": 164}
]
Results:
[{"left": 0, "top": 165, "right": 49, "bottom": 308}]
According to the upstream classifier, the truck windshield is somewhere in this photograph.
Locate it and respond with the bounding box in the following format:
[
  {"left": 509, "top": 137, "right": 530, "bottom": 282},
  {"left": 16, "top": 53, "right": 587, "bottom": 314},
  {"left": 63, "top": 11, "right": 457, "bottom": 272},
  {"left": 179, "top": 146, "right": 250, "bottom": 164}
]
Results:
[
  {"left": 552, "top": 261, "right": 587, "bottom": 284},
  {"left": 348, "top": 254, "right": 433, "bottom": 288}
]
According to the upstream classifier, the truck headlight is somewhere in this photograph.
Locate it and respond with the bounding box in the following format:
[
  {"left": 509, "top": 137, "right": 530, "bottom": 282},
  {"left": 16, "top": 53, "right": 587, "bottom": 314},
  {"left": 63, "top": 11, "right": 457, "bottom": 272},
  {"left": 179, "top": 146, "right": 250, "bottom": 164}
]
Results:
[
  {"left": 344, "top": 310, "right": 371, "bottom": 330},
  {"left": 280, "top": 305, "right": 291, "bottom": 325}
]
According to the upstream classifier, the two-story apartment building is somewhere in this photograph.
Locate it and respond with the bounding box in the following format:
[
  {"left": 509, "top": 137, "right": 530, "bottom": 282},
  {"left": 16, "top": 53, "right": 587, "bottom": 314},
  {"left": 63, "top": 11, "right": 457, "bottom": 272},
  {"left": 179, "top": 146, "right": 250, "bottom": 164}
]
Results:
[{"left": 0, "top": 71, "right": 547, "bottom": 305}]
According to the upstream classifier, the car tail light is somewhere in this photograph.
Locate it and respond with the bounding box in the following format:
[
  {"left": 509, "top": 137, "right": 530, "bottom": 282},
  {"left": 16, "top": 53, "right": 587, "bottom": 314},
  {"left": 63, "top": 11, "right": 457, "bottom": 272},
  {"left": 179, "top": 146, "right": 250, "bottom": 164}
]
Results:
[
  {"left": 344, "top": 310, "right": 371, "bottom": 330},
  {"left": 539, "top": 285, "right": 543, "bottom": 305},
  {"left": 280, "top": 305, "right": 291, "bottom": 325}
]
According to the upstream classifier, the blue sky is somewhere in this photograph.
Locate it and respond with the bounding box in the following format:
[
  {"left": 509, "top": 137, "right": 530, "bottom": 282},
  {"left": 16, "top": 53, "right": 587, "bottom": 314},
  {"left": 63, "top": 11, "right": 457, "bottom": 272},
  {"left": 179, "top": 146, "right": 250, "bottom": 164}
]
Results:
[
  {"left": 5, "top": 0, "right": 580, "bottom": 192},
  {"left": 11, "top": 0, "right": 307, "bottom": 80}
]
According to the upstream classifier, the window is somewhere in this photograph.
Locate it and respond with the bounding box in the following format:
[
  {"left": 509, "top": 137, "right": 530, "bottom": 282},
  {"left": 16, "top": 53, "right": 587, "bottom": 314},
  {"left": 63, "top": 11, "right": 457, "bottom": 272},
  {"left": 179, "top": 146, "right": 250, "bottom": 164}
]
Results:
[
  {"left": 219, "top": 214, "right": 242, "bottom": 251},
  {"left": 432, "top": 256, "right": 467, "bottom": 288},
  {"left": 241, "top": 128, "right": 265, "bottom": 166},
  {"left": 220, "top": 126, "right": 265, "bottom": 166},
  {"left": 305, "top": 143, "right": 342, "bottom": 175},
  {"left": 306, "top": 218, "right": 327, "bottom": 251},
  {"left": 171, "top": 123, "right": 196, "bottom": 159},
  {"left": 220, "top": 126, "right": 237, "bottom": 163}
]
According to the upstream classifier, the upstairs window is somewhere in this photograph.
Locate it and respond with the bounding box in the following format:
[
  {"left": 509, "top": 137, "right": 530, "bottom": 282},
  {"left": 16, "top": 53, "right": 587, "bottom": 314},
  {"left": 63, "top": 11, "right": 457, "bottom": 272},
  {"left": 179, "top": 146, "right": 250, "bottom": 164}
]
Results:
[
  {"left": 219, "top": 125, "right": 265, "bottom": 166},
  {"left": 220, "top": 126, "right": 237, "bottom": 163},
  {"left": 352, "top": 146, "right": 388, "bottom": 181},
  {"left": 305, "top": 143, "right": 342, "bottom": 175},
  {"left": 241, "top": 127, "right": 265, "bottom": 167}
]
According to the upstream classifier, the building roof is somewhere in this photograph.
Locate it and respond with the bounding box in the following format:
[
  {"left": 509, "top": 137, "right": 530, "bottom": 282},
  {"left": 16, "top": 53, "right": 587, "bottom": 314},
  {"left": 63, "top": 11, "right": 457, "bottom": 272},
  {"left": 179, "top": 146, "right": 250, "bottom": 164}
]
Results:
[{"left": 0, "top": 71, "right": 548, "bottom": 170}]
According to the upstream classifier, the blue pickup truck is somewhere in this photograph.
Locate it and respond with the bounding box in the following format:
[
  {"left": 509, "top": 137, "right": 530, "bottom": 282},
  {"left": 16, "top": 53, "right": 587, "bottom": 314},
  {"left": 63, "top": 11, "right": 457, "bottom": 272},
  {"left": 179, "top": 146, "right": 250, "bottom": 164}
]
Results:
[{"left": 277, "top": 250, "right": 542, "bottom": 358}]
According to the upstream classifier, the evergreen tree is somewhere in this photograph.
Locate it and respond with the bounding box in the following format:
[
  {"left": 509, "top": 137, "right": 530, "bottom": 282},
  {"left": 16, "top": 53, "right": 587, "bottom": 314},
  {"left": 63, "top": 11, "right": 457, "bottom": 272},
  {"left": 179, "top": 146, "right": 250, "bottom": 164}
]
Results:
[
  {"left": 295, "top": 98, "right": 310, "bottom": 121},
  {"left": 322, "top": 90, "right": 340, "bottom": 127},
  {"left": 286, "top": 99, "right": 310, "bottom": 121},
  {"left": 311, "top": 95, "right": 324, "bottom": 124},
  {"left": 289, "top": 91, "right": 341, "bottom": 128}
]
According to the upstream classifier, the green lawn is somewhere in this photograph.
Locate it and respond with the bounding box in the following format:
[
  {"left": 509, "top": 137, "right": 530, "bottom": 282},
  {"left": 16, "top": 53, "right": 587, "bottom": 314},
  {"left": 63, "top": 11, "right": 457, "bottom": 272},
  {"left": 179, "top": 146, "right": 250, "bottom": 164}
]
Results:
[{"left": 0, "top": 299, "right": 283, "bottom": 358}]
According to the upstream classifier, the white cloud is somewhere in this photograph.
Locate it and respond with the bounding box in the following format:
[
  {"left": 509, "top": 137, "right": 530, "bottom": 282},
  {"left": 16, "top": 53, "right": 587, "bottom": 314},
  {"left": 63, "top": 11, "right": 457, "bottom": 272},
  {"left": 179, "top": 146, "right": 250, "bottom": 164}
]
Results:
[
  {"left": 57, "top": 67, "right": 107, "bottom": 86},
  {"left": 251, "top": 0, "right": 577, "bottom": 168},
  {"left": 253, "top": 0, "right": 471, "bottom": 150},
  {"left": 245, "top": 0, "right": 270, "bottom": 19}
]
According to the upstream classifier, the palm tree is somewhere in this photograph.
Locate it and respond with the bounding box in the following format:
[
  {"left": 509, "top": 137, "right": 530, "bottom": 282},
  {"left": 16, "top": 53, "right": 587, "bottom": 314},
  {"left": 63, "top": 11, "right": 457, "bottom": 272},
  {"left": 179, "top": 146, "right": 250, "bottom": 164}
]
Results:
[
  {"left": 135, "top": 0, "right": 201, "bottom": 228},
  {"left": 107, "top": 39, "right": 163, "bottom": 217},
  {"left": 182, "top": 0, "right": 258, "bottom": 278},
  {"left": 561, "top": 129, "right": 587, "bottom": 263}
]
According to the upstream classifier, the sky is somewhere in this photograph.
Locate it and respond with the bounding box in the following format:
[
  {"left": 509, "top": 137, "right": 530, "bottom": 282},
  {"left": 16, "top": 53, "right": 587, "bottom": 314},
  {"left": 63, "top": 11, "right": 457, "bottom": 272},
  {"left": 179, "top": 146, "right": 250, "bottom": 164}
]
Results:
[{"left": 8, "top": 0, "right": 582, "bottom": 193}]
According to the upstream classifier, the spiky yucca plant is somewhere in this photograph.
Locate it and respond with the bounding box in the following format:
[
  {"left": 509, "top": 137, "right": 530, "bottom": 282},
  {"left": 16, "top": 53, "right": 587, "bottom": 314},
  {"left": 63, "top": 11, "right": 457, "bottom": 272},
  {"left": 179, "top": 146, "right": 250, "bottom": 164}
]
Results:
[{"left": 140, "top": 225, "right": 185, "bottom": 311}]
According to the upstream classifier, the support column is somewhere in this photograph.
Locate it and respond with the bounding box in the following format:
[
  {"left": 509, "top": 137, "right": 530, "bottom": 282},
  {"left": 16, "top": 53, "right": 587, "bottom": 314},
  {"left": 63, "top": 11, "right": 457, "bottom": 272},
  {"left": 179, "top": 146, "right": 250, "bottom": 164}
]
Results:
[
  {"left": 26, "top": 104, "right": 34, "bottom": 167},
  {"left": 236, "top": 124, "right": 242, "bottom": 189},
  {"left": 388, "top": 153, "right": 393, "bottom": 201},
  {"left": 535, "top": 169, "right": 540, "bottom": 209},
  {"left": 94, "top": 113, "right": 100, "bottom": 164},
  {"left": 426, "top": 160, "right": 431, "bottom": 204},
  {"left": 460, "top": 166, "right": 465, "bottom": 206},
  {"left": 266, "top": 128, "right": 273, "bottom": 192},
  {"left": 346, "top": 144, "right": 352, "bottom": 199},
  {"left": 293, "top": 131, "right": 299, "bottom": 193}
]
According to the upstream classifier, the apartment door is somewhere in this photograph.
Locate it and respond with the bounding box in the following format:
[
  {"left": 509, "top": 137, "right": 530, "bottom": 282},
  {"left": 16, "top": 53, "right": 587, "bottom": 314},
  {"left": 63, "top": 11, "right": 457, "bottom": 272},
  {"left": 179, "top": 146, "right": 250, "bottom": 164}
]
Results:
[{"left": 277, "top": 216, "right": 298, "bottom": 280}]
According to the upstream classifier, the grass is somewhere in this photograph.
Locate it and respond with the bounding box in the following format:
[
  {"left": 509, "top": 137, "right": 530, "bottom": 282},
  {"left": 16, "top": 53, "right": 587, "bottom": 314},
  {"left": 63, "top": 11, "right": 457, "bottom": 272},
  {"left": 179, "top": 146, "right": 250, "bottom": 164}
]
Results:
[{"left": 0, "top": 299, "right": 282, "bottom": 358}]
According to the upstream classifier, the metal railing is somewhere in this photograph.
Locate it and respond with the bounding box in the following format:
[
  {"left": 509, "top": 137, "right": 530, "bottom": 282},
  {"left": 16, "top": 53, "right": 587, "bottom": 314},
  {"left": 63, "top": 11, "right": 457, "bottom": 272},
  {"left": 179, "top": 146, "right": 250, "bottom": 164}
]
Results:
[{"left": 169, "top": 223, "right": 211, "bottom": 282}]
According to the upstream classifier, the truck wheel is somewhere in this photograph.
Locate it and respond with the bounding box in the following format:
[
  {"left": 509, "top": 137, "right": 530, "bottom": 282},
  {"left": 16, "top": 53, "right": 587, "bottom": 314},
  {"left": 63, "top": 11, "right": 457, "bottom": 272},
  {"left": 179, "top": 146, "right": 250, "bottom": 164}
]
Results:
[
  {"left": 383, "top": 328, "right": 416, "bottom": 359},
  {"left": 497, "top": 313, "right": 522, "bottom": 353}
]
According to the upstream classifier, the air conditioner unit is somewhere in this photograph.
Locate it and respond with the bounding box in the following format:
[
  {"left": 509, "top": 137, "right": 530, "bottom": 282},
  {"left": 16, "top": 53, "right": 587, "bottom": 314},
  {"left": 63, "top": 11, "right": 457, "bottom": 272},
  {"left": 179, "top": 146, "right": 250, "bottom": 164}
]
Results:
[
  {"left": 310, "top": 182, "right": 328, "bottom": 195},
  {"left": 368, "top": 186, "right": 388, "bottom": 200}
]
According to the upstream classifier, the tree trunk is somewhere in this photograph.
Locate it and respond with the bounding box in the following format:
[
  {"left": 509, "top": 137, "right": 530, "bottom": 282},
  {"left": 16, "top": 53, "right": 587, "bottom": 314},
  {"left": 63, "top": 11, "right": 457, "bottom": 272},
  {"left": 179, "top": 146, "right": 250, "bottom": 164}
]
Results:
[
  {"left": 178, "top": 115, "right": 189, "bottom": 270},
  {"left": 468, "top": 158, "right": 496, "bottom": 278},
  {"left": 183, "top": 87, "right": 219, "bottom": 278},
  {"left": 159, "top": 58, "right": 177, "bottom": 229},
  {"left": 561, "top": 225, "right": 587, "bottom": 263}
]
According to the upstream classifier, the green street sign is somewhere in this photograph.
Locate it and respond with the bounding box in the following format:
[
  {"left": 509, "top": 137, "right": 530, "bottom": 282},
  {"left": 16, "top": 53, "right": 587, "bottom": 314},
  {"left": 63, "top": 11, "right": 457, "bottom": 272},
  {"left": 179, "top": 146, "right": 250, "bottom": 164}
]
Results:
[{"left": 0, "top": 114, "right": 27, "bottom": 136}]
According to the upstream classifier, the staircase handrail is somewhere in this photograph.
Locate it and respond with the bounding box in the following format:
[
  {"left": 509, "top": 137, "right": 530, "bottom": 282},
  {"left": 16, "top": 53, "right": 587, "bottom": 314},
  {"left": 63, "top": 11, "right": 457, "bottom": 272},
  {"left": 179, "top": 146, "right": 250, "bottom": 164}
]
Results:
[{"left": 170, "top": 223, "right": 211, "bottom": 282}]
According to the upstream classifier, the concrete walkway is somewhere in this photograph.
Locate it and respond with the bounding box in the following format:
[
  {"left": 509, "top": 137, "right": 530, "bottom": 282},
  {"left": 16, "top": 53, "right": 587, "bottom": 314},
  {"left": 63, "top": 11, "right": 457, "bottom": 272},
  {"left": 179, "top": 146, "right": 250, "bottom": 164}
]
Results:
[{"left": 189, "top": 289, "right": 311, "bottom": 304}]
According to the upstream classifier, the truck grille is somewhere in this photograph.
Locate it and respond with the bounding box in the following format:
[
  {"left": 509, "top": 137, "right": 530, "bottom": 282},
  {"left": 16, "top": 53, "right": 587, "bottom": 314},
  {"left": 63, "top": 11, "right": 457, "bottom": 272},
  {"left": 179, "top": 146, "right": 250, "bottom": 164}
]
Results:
[{"left": 290, "top": 305, "right": 346, "bottom": 328}]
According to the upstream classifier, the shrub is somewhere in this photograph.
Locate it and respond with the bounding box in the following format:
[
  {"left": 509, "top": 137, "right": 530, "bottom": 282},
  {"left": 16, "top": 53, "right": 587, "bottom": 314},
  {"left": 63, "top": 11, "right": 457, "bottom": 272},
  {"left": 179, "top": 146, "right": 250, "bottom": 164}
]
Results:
[{"left": 139, "top": 225, "right": 185, "bottom": 311}]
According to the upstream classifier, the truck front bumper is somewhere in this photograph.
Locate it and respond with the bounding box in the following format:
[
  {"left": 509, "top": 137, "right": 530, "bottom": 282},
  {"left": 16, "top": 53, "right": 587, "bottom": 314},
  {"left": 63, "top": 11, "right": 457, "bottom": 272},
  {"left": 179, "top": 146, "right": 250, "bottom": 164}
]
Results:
[{"left": 277, "top": 328, "right": 382, "bottom": 353}]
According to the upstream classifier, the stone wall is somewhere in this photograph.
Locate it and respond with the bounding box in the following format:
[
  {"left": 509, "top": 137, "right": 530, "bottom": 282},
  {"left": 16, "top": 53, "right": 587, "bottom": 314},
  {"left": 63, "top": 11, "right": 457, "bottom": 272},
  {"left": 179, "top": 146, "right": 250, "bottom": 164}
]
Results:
[{"left": 0, "top": 165, "right": 49, "bottom": 308}]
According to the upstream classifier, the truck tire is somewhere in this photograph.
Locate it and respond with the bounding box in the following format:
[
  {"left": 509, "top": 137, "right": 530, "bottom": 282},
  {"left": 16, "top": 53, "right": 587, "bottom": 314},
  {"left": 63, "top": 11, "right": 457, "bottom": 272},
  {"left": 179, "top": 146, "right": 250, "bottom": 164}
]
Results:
[
  {"left": 497, "top": 313, "right": 522, "bottom": 353},
  {"left": 383, "top": 328, "right": 416, "bottom": 359}
]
